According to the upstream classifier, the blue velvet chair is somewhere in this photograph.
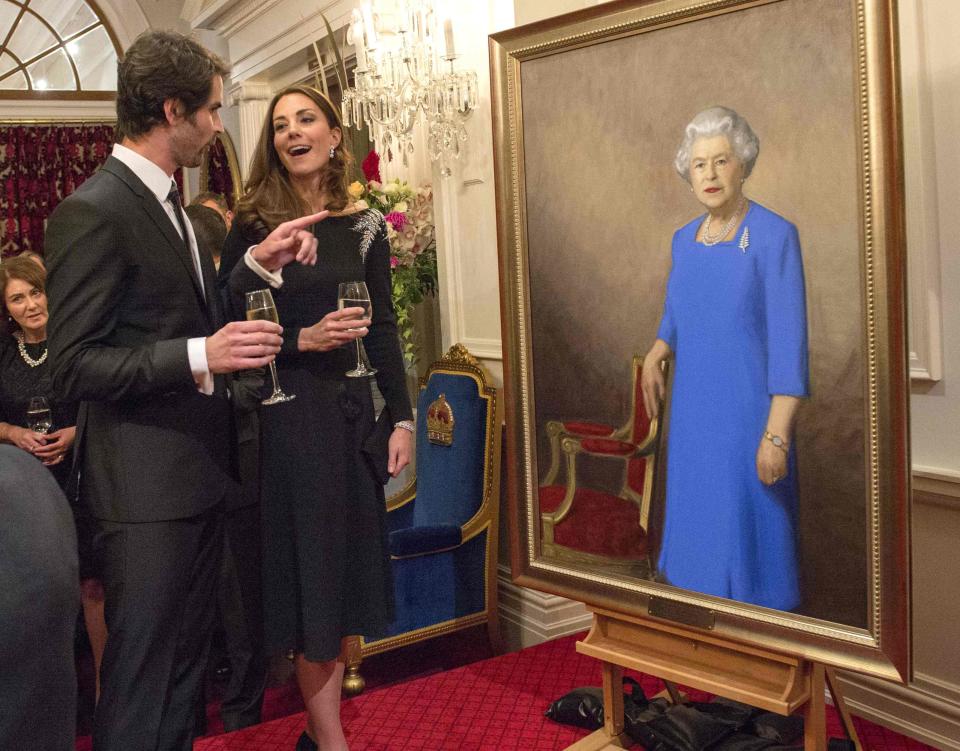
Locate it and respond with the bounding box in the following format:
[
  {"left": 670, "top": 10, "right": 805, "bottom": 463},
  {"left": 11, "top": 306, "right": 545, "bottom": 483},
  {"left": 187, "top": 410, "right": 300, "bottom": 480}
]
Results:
[{"left": 343, "top": 343, "right": 502, "bottom": 692}]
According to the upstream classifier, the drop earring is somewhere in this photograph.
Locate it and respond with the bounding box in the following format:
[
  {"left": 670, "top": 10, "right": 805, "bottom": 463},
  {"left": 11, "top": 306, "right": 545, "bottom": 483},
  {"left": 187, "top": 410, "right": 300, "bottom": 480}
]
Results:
[{"left": 329, "top": 146, "right": 336, "bottom": 159}]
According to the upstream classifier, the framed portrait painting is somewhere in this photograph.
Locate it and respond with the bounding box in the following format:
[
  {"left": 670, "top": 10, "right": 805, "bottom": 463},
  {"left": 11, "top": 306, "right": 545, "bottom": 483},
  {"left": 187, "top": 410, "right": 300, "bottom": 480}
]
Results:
[{"left": 490, "top": 0, "right": 910, "bottom": 680}]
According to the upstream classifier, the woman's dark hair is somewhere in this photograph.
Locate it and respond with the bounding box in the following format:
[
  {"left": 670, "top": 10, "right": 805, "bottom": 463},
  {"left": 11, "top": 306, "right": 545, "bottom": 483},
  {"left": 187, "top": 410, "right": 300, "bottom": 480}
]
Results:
[
  {"left": 235, "top": 85, "right": 353, "bottom": 236},
  {"left": 117, "top": 30, "right": 229, "bottom": 140},
  {"left": 1, "top": 255, "right": 47, "bottom": 333}
]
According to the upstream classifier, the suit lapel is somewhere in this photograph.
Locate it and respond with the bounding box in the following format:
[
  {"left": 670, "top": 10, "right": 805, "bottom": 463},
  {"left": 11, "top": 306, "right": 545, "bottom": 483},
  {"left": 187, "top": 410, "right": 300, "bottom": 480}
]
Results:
[{"left": 102, "top": 158, "right": 207, "bottom": 309}]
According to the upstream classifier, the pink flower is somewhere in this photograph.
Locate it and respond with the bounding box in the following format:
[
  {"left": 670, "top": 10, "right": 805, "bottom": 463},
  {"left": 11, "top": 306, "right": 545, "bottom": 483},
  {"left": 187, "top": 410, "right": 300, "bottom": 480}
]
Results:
[
  {"left": 390, "top": 255, "right": 399, "bottom": 268},
  {"left": 384, "top": 211, "right": 407, "bottom": 231}
]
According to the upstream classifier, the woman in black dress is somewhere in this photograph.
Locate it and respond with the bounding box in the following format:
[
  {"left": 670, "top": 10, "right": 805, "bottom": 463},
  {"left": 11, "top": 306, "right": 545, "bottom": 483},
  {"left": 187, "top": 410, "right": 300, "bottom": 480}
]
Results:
[
  {"left": 0, "top": 255, "right": 108, "bottom": 696},
  {"left": 224, "top": 84, "right": 413, "bottom": 751}
]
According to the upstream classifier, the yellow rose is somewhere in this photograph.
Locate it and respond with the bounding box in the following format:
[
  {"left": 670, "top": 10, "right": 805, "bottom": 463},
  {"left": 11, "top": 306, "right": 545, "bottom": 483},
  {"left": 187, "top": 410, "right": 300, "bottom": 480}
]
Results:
[
  {"left": 392, "top": 201, "right": 408, "bottom": 214},
  {"left": 348, "top": 181, "right": 365, "bottom": 200}
]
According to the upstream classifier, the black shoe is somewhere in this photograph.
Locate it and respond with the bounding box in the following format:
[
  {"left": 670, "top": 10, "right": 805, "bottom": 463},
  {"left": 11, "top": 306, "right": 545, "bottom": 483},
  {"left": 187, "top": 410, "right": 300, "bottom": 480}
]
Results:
[{"left": 296, "top": 731, "right": 318, "bottom": 751}]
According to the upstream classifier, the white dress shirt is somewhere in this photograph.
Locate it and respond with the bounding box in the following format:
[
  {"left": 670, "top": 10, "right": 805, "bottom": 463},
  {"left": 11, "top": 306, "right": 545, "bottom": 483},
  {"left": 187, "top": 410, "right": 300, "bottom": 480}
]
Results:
[{"left": 111, "top": 143, "right": 214, "bottom": 394}]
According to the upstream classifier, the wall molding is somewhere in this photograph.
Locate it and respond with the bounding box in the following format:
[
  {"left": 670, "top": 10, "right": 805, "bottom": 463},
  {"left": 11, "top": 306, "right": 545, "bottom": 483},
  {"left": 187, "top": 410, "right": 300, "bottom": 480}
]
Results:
[
  {"left": 497, "top": 565, "right": 591, "bottom": 651},
  {"left": 459, "top": 337, "right": 503, "bottom": 362},
  {"left": 837, "top": 671, "right": 960, "bottom": 750},
  {"left": 913, "top": 464, "right": 960, "bottom": 506},
  {"left": 900, "top": 0, "right": 944, "bottom": 382},
  {"left": 189, "top": 0, "right": 357, "bottom": 84}
]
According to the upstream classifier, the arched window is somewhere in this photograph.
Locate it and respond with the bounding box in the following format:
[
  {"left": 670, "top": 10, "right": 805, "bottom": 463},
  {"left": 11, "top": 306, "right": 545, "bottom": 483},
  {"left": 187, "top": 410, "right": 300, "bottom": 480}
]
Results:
[{"left": 0, "top": 0, "right": 120, "bottom": 95}]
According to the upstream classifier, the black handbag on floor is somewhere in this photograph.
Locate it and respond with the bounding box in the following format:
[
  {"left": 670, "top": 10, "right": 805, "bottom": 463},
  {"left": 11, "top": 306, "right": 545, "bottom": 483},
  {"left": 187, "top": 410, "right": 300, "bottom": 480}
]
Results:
[{"left": 545, "top": 676, "right": 647, "bottom": 730}]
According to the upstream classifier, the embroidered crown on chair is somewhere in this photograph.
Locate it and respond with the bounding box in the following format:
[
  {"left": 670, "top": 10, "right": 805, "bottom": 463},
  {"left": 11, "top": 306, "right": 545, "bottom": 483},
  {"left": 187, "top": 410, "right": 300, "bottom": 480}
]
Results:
[{"left": 426, "top": 393, "right": 455, "bottom": 446}]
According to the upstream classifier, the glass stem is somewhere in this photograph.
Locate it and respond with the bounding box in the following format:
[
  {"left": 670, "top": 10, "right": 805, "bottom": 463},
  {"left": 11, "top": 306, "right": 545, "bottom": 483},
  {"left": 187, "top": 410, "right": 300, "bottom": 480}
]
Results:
[
  {"left": 355, "top": 339, "right": 364, "bottom": 372},
  {"left": 268, "top": 361, "right": 282, "bottom": 395}
]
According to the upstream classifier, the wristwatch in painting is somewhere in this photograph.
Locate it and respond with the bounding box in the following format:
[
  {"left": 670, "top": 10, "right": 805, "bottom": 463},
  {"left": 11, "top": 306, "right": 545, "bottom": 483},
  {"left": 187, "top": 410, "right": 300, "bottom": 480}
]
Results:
[{"left": 763, "top": 430, "right": 789, "bottom": 453}]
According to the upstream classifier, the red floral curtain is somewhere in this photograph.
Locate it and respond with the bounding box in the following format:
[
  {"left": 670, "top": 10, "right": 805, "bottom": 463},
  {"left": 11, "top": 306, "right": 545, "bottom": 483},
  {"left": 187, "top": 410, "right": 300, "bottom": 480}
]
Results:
[
  {"left": 0, "top": 123, "right": 116, "bottom": 260},
  {"left": 205, "top": 136, "right": 235, "bottom": 209}
]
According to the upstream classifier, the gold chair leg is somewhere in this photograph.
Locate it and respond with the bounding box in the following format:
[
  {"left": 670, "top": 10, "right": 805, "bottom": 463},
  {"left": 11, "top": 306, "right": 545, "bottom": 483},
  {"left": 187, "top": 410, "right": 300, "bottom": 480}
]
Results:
[
  {"left": 341, "top": 635, "right": 366, "bottom": 696},
  {"left": 487, "top": 611, "right": 503, "bottom": 655}
]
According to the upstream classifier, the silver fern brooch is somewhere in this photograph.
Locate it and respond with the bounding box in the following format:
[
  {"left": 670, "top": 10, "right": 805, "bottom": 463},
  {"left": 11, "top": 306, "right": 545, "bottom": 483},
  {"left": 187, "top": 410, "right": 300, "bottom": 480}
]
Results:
[{"left": 738, "top": 226, "right": 750, "bottom": 254}]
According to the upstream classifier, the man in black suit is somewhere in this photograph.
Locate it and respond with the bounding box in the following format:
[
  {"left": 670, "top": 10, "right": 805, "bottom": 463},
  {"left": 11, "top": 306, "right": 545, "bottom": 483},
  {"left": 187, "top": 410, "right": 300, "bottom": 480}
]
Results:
[
  {"left": 0, "top": 446, "right": 78, "bottom": 751},
  {"left": 45, "top": 30, "right": 327, "bottom": 751}
]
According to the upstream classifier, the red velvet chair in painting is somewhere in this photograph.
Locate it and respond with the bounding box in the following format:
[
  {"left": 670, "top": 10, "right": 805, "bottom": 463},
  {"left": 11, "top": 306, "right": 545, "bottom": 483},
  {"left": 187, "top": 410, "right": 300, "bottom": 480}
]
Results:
[{"left": 539, "top": 356, "right": 669, "bottom": 576}]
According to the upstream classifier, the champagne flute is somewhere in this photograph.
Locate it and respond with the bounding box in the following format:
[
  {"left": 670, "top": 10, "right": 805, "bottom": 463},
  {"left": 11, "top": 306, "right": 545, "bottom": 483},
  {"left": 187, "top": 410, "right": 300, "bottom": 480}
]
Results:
[
  {"left": 245, "top": 289, "right": 296, "bottom": 405},
  {"left": 26, "top": 396, "right": 52, "bottom": 435},
  {"left": 338, "top": 281, "right": 377, "bottom": 378}
]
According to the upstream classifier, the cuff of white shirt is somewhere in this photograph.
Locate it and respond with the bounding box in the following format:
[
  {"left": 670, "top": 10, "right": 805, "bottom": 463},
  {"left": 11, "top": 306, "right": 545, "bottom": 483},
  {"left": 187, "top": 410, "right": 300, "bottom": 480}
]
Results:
[
  {"left": 187, "top": 337, "right": 214, "bottom": 396},
  {"left": 245, "top": 246, "right": 284, "bottom": 288}
]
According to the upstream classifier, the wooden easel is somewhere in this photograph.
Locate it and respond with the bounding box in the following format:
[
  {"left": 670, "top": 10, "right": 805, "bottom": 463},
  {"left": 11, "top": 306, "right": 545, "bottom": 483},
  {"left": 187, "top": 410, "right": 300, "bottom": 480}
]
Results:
[{"left": 565, "top": 607, "right": 862, "bottom": 751}]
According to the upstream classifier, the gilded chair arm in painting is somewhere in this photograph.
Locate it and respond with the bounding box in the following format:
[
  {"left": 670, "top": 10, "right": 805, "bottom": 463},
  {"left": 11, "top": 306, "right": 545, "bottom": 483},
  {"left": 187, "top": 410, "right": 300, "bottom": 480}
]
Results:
[
  {"left": 542, "top": 417, "right": 630, "bottom": 486},
  {"left": 542, "top": 420, "right": 567, "bottom": 486},
  {"left": 541, "top": 436, "right": 586, "bottom": 526}
]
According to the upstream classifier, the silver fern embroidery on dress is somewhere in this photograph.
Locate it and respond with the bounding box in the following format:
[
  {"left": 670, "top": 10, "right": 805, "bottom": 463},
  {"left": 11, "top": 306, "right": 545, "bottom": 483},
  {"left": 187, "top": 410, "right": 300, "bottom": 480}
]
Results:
[{"left": 351, "top": 208, "right": 384, "bottom": 262}]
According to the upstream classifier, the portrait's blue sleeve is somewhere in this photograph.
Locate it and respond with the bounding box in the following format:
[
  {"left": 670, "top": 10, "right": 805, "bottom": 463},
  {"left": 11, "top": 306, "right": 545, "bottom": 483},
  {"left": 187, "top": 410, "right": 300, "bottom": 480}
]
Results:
[
  {"left": 656, "top": 240, "right": 678, "bottom": 350},
  {"left": 765, "top": 224, "right": 809, "bottom": 397}
]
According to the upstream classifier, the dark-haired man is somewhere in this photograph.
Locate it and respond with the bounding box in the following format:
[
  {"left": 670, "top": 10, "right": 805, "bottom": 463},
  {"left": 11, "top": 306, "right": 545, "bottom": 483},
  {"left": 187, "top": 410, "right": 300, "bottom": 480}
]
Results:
[
  {"left": 45, "top": 30, "right": 327, "bottom": 751},
  {"left": 186, "top": 203, "right": 227, "bottom": 269},
  {"left": 185, "top": 201, "right": 267, "bottom": 731},
  {"left": 191, "top": 190, "right": 234, "bottom": 231}
]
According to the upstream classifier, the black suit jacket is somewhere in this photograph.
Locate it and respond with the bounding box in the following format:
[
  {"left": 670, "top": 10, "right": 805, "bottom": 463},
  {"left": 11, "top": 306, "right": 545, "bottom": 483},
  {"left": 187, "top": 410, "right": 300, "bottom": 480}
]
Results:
[
  {"left": 45, "top": 156, "right": 233, "bottom": 522},
  {"left": 0, "top": 446, "right": 78, "bottom": 750}
]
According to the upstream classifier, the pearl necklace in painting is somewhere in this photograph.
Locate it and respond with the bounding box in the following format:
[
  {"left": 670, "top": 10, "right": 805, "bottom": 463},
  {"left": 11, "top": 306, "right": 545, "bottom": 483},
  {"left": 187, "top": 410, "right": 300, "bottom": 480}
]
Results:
[
  {"left": 701, "top": 197, "right": 746, "bottom": 246},
  {"left": 15, "top": 331, "right": 48, "bottom": 368}
]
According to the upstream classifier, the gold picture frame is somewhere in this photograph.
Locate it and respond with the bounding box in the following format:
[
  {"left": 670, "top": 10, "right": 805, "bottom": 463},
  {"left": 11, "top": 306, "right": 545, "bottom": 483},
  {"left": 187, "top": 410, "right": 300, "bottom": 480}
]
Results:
[{"left": 490, "top": 0, "right": 910, "bottom": 681}]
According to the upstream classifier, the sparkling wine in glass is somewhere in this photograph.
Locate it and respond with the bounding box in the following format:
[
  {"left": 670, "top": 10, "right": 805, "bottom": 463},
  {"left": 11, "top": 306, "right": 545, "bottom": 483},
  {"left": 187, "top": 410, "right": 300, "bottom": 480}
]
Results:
[
  {"left": 338, "top": 281, "right": 377, "bottom": 378},
  {"left": 26, "top": 396, "right": 52, "bottom": 435},
  {"left": 245, "top": 289, "right": 295, "bottom": 405}
]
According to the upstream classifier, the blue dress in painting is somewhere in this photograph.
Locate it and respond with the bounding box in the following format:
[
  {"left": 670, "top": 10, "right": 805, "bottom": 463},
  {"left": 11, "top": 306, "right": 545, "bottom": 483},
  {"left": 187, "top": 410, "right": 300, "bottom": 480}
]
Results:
[{"left": 655, "top": 201, "right": 809, "bottom": 611}]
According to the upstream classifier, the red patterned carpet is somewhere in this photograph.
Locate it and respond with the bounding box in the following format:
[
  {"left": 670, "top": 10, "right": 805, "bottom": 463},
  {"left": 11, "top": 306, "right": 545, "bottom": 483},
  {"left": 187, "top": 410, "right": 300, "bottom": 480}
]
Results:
[{"left": 191, "top": 634, "right": 935, "bottom": 751}]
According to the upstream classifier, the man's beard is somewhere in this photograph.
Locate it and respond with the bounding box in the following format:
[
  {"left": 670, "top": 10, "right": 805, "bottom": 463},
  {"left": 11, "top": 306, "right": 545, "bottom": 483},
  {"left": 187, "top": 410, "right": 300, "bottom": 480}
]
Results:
[{"left": 171, "top": 121, "right": 210, "bottom": 169}]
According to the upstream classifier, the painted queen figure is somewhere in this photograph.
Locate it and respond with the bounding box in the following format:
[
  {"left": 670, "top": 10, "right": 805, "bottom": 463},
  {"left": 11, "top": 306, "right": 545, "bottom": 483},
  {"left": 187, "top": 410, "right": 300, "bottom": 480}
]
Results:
[{"left": 641, "top": 106, "right": 810, "bottom": 611}]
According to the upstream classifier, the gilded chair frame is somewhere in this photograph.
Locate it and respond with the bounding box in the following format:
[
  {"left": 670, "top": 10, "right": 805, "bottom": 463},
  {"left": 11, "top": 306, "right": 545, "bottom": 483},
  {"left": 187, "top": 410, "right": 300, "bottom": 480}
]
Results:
[
  {"left": 359, "top": 343, "right": 504, "bottom": 660},
  {"left": 541, "top": 353, "right": 644, "bottom": 487},
  {"left": 541, "top": 357, "right": 669, "bottom": 575}
]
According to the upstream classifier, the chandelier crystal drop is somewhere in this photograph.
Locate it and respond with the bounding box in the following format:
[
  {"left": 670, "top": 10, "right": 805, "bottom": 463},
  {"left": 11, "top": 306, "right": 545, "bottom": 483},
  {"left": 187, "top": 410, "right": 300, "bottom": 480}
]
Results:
[{"left": 341, "top": 1, "right": 479, "bottom": 176}]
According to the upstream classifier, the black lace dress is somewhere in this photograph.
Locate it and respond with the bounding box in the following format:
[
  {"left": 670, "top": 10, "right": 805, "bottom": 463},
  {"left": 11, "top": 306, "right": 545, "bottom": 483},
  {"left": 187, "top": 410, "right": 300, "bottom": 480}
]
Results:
[
  {"left": 0, "top": 334, "right": 77, "bottom": 491},
  {"left": 225, "top": 208, "right": 413, "bottom": 662}
]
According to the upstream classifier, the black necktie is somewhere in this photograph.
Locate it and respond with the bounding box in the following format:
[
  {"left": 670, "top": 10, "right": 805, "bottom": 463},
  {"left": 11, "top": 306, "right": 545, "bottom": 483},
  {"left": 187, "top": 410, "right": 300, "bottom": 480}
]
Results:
[
  {"left": 166, "top": 182, "right": 204, "bottom": 298},
  {"left": 167, "top": 182, "right": 226, "bottom": 398}
]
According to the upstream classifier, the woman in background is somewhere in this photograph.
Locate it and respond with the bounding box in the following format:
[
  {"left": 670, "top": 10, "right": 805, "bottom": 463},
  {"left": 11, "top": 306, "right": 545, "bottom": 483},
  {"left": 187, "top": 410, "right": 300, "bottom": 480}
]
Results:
[
  {"left": 225, "top": 84, "right": 413, "bottom": 751},
  {"left": 641, "top": 106, "right": 809, "bottom": 611},
  {"left": 0, "top": 255, "right": 108, "bottom": 695}
]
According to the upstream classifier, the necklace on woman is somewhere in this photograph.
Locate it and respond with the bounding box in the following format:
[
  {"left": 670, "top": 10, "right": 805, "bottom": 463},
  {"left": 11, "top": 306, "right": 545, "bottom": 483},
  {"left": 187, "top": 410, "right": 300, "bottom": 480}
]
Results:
[
  {"left": 701, "top": 197, "right": 747, "bottom": 246},
  {"left": 14, "top": 331, "right": 48, "bottom": 368}
]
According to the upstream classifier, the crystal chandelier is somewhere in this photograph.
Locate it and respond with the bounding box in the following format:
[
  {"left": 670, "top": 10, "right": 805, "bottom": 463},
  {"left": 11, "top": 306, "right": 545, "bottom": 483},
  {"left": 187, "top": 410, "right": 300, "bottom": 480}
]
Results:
[{"left": 341, "top": 1, "right": 479, "bottom": 176}]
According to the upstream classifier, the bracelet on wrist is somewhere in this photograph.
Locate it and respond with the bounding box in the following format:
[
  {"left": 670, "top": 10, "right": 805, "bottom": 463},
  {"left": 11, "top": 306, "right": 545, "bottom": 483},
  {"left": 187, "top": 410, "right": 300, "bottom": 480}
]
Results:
[{"left": 394, "top": 420, "right": 415, "bottom": 433}]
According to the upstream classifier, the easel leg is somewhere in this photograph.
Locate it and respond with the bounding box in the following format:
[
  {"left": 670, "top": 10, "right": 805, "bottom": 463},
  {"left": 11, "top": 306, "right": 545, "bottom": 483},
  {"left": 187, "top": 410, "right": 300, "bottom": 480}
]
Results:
[
  {"left": 602, "top": 662, "right": 625, "bottom": 737},
  {"left": 803, "top": 662, "right": 827, "bottom": 751},
  {"left": 563, "top": 661, "right": 630, "bottom": 750},
  {"left": 826, "top": 667, "right": 863, "bottom": 751}
]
